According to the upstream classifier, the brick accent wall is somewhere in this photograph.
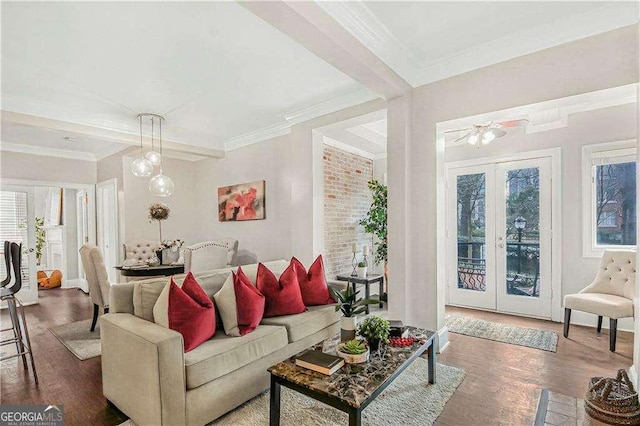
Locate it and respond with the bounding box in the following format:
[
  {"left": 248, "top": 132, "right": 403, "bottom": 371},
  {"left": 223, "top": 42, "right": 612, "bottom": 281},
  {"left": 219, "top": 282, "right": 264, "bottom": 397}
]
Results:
[{"left": 323, "top": 145, "right": 373, "bottom": 278}]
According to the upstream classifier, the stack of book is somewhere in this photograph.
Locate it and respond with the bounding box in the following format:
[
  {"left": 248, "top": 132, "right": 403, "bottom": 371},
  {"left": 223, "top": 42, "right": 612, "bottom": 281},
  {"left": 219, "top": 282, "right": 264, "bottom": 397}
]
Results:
[
  {"left": 389, "top": 320, "right": 409, "bottom": 338},
  {"left": 295, "top": 351, "right": 344, "bottom": 375}
]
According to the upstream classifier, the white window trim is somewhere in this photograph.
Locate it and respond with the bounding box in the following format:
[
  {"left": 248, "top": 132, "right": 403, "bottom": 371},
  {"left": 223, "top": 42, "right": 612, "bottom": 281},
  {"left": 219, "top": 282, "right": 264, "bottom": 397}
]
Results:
[{"left": 582, "top": 139, "right": 638, "bottom": 258}]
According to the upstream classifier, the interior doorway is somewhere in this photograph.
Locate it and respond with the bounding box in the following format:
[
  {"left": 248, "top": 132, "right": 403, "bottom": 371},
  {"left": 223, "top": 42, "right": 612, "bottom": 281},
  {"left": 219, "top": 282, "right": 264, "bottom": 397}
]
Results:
[{"left": 445, "top": 150, "right": 560, "bottom": 320}]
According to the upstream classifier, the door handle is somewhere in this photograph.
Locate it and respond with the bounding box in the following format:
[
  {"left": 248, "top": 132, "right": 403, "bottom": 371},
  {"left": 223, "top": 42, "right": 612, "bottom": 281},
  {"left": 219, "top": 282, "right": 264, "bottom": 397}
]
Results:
[
  {"left": 28, "top": 248, "right": 35, "bottom": 253},
  {"left": 497, "top": 243, "right": 504, "bottom": 248}
]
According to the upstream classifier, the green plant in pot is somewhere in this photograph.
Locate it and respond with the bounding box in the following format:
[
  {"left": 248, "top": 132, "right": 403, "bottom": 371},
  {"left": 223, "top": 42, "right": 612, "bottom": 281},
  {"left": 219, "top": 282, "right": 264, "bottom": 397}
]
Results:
[
  {"left": 359, "top": 180, "right": 387, "bottom": 299},
  {"left": 336, "top": 339, "right": 370, "bottom": 364},
  {"left": 358, "top": 315, "right": 390, "bottom": 352},
  {"left": 330, "top": 286, "right": 379, "bottom": 342}
]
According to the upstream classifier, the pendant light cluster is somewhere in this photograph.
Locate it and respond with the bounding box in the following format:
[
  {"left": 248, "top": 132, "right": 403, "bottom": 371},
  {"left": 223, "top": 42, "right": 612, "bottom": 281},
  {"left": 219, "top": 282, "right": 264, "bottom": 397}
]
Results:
[{"left": 130, "top": 113, "right": 175, "bottom": 197}]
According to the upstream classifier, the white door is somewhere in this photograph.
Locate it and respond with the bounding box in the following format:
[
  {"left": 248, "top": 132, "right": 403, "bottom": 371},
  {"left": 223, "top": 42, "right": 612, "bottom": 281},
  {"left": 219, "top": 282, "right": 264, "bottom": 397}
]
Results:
[
  {"left": 96, "top": 179, "right": 118, "bottom": 284},
  {"left": 448, "top": 157, "right": 553, "bottom": 318},
  {"left": 0, "top": 186, "right": 38, "bottom": 305},
  {"left": 76, "top": 190, "right": 90, "bottom": 293}
]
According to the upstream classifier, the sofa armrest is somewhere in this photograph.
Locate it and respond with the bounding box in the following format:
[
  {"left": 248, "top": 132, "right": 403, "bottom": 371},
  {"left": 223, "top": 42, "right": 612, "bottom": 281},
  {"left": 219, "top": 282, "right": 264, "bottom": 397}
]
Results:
[
  {"left": 100, "top": 313, "right": 186, "bottom": 426},
  {"left": 327, "top": 279, "right": 348, "bottom": 292}
]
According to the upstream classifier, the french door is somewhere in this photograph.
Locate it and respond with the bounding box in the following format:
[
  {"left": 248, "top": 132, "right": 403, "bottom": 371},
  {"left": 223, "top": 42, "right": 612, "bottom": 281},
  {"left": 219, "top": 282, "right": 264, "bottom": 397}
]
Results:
[
  {"left": 447, "top": 157, "right": 552, "bottom": 318},
  {"left": 0, "top": 185, "right": 38, "bottom": 305}
]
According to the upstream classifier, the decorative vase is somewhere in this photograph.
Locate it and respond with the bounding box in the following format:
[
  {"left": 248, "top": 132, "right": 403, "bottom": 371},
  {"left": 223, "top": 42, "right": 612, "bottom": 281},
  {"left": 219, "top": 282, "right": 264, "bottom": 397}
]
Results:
[
  {"left": 368, "top": 338, "right": 381, "bottom": 352},
  {"left": 357, "top": 266, "right": 367, "bottom": 278},
  {"left": 340, "top": 316, "right": 357, "bottom": 342},
  {"left": 148, "top": 255, "right": 161, "bottom": 267},
  {"left": 336, "top": 344, "right": 370, "bottom": 364},
  {"left": 162, "top": 247, "right": 180, "bottom": 265}
]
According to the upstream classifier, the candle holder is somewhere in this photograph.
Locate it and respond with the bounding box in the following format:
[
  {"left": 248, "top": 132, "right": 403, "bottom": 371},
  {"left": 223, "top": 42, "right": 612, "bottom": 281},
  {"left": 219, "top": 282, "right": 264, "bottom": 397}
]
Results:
[
  {"left": 351, "top": 253, "right": 358, "bottom": 277},
  {"left": 363, "top": 254, "right": 369, "bottom": 268}
]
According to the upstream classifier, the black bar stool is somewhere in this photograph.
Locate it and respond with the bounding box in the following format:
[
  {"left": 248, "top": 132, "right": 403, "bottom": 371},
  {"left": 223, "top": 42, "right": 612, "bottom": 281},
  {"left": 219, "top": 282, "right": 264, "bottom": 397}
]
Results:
[
  {"left": 0, "top": 242, "right": 38, "bottom": 383},
  {"left": 1, "top": 241, "right": 11, "bottom": 288}
]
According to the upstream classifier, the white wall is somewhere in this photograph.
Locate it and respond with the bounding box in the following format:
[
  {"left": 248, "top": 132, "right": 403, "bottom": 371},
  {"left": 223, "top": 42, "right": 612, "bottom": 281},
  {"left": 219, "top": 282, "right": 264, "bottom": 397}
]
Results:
[
  {"left": 385, "top": 25, "right": 639, "bottom": 342},
  {"left": 373, "top": 157, "right": 387, "bottom": 185},
  {"left": 63, "top": 188, "right": 78, "bottom": 281},
  {"left": 0, "top": 150, "right": 96, "bottom": 184},
  {"left": 122, "top": 156, "right": 200, "bottom": 245},
  {"left": 444, "top": 104, "right": 637, "bottom": 330}
]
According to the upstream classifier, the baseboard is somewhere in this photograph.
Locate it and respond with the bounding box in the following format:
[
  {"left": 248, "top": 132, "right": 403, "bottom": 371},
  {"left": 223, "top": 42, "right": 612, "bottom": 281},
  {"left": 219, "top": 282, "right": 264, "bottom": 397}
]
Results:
[
  {"left": 437, "top": 325, "right": 449, "bottom": 354},
  {"left": 630, "top": 365, "right": 638, "bottom": 388},
  {"left": 62, "top": 278, "right": 80, "bottom": 289},
  {"left": 569, "top": 311, "right": 635, "bottom": 333}
]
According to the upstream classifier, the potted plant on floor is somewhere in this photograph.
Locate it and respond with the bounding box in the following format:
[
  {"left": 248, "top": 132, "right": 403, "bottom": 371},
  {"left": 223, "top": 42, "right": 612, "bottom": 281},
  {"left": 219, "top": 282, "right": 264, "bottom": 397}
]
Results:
[
  {"left": 358, "top": 315, "right": 390, "bottom": 352},
  {"left": 330, "top": 286, "right": 379, "bottom": 342},
  {"left": 336, "top": 339, "right": 370, "bottom": 364},
  {"left": 359, "top": 180, "right": 387, "bottom": 300}
]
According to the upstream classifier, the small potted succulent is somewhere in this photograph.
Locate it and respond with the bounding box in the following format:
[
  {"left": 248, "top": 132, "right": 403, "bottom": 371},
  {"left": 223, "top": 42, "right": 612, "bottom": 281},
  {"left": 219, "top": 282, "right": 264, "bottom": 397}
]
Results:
[
  {"left": 336, "top": 339, "right": 370, "bottom": 364},
  {"left": 356, "top": 261, "right": 367, "bottom": 278},
  {"left": 358, "top": 315, "right": 390, "bottom": 351},
  {"left": 330, "top": 286, "right": 379, "bottom": 342}
]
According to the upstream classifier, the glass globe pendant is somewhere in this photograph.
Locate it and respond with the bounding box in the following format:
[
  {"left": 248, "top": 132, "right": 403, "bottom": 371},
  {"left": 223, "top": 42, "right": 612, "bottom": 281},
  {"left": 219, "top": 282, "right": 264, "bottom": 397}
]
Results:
[
  {"left": 149, "top": 171, "right": 175, "bottom": 197},
  {"left": 131, "top": 157, "right": 153, "bottom": 177},
  {"left": 145, "top": 150, "right": 162, "bottom": 166}
]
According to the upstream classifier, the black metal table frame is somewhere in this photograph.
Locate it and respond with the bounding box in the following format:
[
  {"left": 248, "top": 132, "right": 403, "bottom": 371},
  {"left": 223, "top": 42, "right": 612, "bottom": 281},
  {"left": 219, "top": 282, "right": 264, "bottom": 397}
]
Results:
[
  {"left": 269, "top": 335, "right": 436, "bottom": 426},
  {"left": 115, "top": 264, "right": 184, "bottom": 277},
  {"left": 335, "top": 275, "right": 384, "bottom": 314}
]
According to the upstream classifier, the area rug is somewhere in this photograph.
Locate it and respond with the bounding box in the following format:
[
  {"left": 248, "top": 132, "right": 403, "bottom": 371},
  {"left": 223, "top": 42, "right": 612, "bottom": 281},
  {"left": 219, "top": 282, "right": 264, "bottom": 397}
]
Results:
[
  {"left": 118, "top": 360, "right": 465, "bottom": 426},
  {"left": 49, "top": 319, "right": 101, "bottom": 360},
  {"left": 534, "top": 389, "right": 606, "bottom": 426},
  {"left": 446, "top": 315, "right": 558, "bottom": 352}
]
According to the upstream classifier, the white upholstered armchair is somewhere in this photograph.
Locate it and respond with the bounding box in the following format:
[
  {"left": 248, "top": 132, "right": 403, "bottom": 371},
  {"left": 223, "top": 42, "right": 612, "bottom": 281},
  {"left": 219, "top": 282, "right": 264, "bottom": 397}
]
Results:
[
  {"left": 184, "top": 238, "right": 238, "bottom": 274},
  {"left": 79, "top": 244, "right": 112, "bottom": 332},
  {"left": 563, "top": 249, "right": 635, "bottom": 352}
]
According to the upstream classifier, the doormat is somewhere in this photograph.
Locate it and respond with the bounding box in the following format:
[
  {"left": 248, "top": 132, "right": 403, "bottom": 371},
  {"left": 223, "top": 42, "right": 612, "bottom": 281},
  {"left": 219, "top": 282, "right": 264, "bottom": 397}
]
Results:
[{"left": 446, "top": 315, "right": 557, "bottom": 352}]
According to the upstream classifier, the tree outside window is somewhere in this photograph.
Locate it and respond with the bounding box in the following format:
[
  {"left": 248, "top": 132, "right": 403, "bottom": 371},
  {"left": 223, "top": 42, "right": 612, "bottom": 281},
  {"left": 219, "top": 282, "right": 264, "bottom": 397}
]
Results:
[{"left": 595, "top": 162, "right": 636, "bottom": 246}]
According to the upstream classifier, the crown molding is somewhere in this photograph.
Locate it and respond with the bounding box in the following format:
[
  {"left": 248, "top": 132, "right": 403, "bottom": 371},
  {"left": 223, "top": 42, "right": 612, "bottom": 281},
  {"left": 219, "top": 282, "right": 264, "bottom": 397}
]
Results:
[
  {"left": 0, "top": 141, "right": 97, "bottom": 162},
  {"left": 320, "top": 2, "right": 640, "bottom": 88},
  {"left": 224, "top": 88, "right": 378, "bottom": 152}
]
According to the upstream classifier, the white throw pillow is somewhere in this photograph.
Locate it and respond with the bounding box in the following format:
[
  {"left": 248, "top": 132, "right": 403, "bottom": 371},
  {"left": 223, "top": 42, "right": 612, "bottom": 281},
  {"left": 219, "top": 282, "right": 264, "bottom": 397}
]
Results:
[{"left": 213, "top": 273, "right": 241, "bottom": 337}]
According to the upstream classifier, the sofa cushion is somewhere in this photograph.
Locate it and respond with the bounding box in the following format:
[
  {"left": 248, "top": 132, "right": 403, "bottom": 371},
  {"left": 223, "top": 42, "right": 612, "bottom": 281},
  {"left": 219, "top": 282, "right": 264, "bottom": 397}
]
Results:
[
  {"left": 234, "top": 267, "right": 265, "bottom": 335},
  {"left": 213, "top": 273, "right": 241, "bottom": 336},
  {"left": 564, "top": 293, "right": 634, "bottom": 319},
  {"left": 260, "top": 305, "right": 339, "bottom": 343},
  {"left": 184, "top": 325, "right": 287, "bottom": 390},
  {"left": 257, "top": 263, "right": 306, "bottom": 318},
  {"left": 133, "top": 270, "right": 232, "bottom": 321},
  {"left": 153, "top": 273, "right": 216, "bottom": 352},
  {"left": 292, "top": 256, "right": 334, "bottom": 306}
]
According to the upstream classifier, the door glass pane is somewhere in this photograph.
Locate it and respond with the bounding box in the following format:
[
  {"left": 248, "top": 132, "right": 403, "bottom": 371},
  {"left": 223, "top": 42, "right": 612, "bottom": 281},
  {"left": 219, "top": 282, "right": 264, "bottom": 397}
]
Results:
[
  {"left": 505, "top": 168, "right": 539, "bottom": 297},
  {"left": 0, "top": 191, "right": 31, "bottom": 289},
  {"left": 595, "top": 162, "right": 636, "bottom": 246},
  {"left": 457, "top": 173, "right": 486, "bottom": 291}
]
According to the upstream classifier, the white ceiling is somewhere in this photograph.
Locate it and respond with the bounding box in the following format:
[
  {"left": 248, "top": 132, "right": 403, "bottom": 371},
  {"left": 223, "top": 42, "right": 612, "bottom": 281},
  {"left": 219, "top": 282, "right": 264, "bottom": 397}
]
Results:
[
  {"left": 1, "top": 1, "right": 637, "bottom": 160},
  {"left": 317, "top": 110, "right": 387, "bottom": 159},
  {"left": 1, "top": 1, "right": 376, "bottom": 155},
  {"left": 320, "top": 1, "right": 638, "bottom": 86}
]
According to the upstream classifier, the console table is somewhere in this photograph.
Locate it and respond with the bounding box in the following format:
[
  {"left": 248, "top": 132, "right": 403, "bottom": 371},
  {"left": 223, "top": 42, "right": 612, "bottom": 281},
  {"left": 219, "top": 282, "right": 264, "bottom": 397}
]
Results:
[
  {"left": 115, "top": 264, "right": 184, "bottom": 277},
  {"left": 335, "top": 274, "right": 384, "bottom": 314}
]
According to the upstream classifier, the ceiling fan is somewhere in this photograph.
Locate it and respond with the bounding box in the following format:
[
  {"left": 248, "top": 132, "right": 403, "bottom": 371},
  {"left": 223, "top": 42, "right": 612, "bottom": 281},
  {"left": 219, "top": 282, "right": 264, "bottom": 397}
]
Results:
[{"left": 446, "top": 119, "right": 528, "bottom": 148}]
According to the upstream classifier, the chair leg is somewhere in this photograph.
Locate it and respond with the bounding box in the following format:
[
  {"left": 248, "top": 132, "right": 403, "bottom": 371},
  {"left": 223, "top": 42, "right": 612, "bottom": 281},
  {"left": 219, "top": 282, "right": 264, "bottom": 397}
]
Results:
[
  {"left": 609, "top": 318, "right": 617, "bottom": 352},
  {"left": 563, "top": 308, "right": 571, "bottom": 338},
  {"left": 597, "top": 316, "right": 603, "bottom": 333},
  {"left": 16, "top": 299, "right": 38, "bottom": 384},
  {"left": 90, "top": 304, "right": 99, "bottom": 332},
  {"left": 8, "top": 298, "right": 27, "bottom": 369},
  {"left": 104, "top": 307, "right": 109, "bottom": 314}
]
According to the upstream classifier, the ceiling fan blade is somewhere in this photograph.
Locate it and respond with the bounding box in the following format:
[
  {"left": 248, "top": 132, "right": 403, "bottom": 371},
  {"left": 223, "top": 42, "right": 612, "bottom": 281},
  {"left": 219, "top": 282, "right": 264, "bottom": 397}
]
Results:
[
  {"left": 452, "top": 131, "right": 475, "bottom": 144},
  {"left": 444, "top": 127, "right": 473, "bottom": 134},
  {"left": 496, "top": 119, "right": 529, "bottom": 128}
]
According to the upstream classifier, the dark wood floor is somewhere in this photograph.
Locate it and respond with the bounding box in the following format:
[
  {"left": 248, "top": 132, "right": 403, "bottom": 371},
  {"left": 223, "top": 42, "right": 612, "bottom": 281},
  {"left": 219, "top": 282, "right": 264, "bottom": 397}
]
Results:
[{"left": 1, "top": 290, "right": 634, "bottom": 425}]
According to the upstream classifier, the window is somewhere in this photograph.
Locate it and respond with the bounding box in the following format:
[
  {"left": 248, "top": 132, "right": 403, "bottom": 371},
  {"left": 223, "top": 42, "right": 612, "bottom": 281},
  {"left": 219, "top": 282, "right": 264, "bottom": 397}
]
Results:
[{"left": 583, "top": 141, "right": 637, "bottom": 257}]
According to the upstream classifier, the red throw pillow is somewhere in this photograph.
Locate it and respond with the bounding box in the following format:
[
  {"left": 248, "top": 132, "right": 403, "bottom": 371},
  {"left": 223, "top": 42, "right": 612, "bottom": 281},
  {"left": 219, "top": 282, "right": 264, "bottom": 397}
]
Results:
[
  {"left": 257, "top": 263, "right": 307, "bottom": 318},
  {"left": 291, "top": 256, "right": 334, "bottom": 306},
  {"left": 234, "top": 267, "right": 266, "bottom": 336},
  {"left": 153, "top": 273, "right": 216, "bottom": 352}
]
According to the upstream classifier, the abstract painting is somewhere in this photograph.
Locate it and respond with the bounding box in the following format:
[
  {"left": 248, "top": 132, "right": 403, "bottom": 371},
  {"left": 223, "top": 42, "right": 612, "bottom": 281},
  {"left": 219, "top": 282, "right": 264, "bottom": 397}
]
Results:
[{"left": 218, "top": 180, "right": 265, "bottom": 222}]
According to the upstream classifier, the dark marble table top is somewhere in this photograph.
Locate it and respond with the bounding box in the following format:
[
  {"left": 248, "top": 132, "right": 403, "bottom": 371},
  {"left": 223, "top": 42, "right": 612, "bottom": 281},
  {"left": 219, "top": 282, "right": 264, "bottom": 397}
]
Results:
[{"left": 268, "top": 327, "right": 436, "bottom": 408}]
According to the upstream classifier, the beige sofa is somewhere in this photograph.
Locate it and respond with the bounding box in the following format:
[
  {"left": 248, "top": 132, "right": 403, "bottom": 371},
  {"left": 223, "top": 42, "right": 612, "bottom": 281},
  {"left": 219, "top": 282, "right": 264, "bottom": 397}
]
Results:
[{"left": 101, "top": 260, "right": 340, "bottom": 426}]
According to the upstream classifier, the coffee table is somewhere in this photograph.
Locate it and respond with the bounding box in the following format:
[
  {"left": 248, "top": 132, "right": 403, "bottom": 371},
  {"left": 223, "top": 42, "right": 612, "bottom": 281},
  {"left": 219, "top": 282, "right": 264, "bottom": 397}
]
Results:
[{"left": 268, "top": 327, "right": 436, "bottom": 426}]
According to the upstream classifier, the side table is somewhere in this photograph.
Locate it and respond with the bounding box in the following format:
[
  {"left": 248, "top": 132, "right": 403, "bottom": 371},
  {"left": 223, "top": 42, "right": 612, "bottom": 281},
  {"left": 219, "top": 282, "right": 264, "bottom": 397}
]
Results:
[{"left": 335, "top": 274, "right": 384, "bottom": 314}]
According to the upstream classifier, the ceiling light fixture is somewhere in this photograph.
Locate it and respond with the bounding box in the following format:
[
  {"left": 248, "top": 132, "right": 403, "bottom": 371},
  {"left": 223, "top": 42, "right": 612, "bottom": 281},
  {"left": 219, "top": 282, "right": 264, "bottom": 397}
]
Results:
[
  {"left": 145, "top": 115, "right": 162, "bottom": 166},
  {"left": 145, "top": 114, "right": 175, "bottom": 197},
  {"left": 131, "top": 115, "right": 153, "bottom": 177}
]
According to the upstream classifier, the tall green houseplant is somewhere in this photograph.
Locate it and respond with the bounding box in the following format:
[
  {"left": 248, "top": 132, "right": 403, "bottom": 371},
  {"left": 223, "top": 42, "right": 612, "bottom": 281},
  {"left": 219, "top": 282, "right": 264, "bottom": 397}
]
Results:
[{"left": 360, "top": 180, "right": 387, "bottom": 288}]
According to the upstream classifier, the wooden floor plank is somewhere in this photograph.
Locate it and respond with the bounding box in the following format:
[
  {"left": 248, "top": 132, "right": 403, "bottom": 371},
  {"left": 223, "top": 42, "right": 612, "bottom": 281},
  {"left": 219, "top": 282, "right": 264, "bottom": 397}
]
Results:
[{"left": 0, "top": 291, "right": 634, "bottom": 425}]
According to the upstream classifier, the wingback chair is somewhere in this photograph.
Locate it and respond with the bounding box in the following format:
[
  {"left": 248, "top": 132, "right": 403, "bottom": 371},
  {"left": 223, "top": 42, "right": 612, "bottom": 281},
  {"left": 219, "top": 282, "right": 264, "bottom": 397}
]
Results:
[
  {"left": 184, "top": 238, "right": 238, "bottom": 274},
  {"left": 79, "top": 244, "right": 111, "bottom": 332},
  {"left": 563, "top": 249, "right": 635, "bottom": 352}
]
